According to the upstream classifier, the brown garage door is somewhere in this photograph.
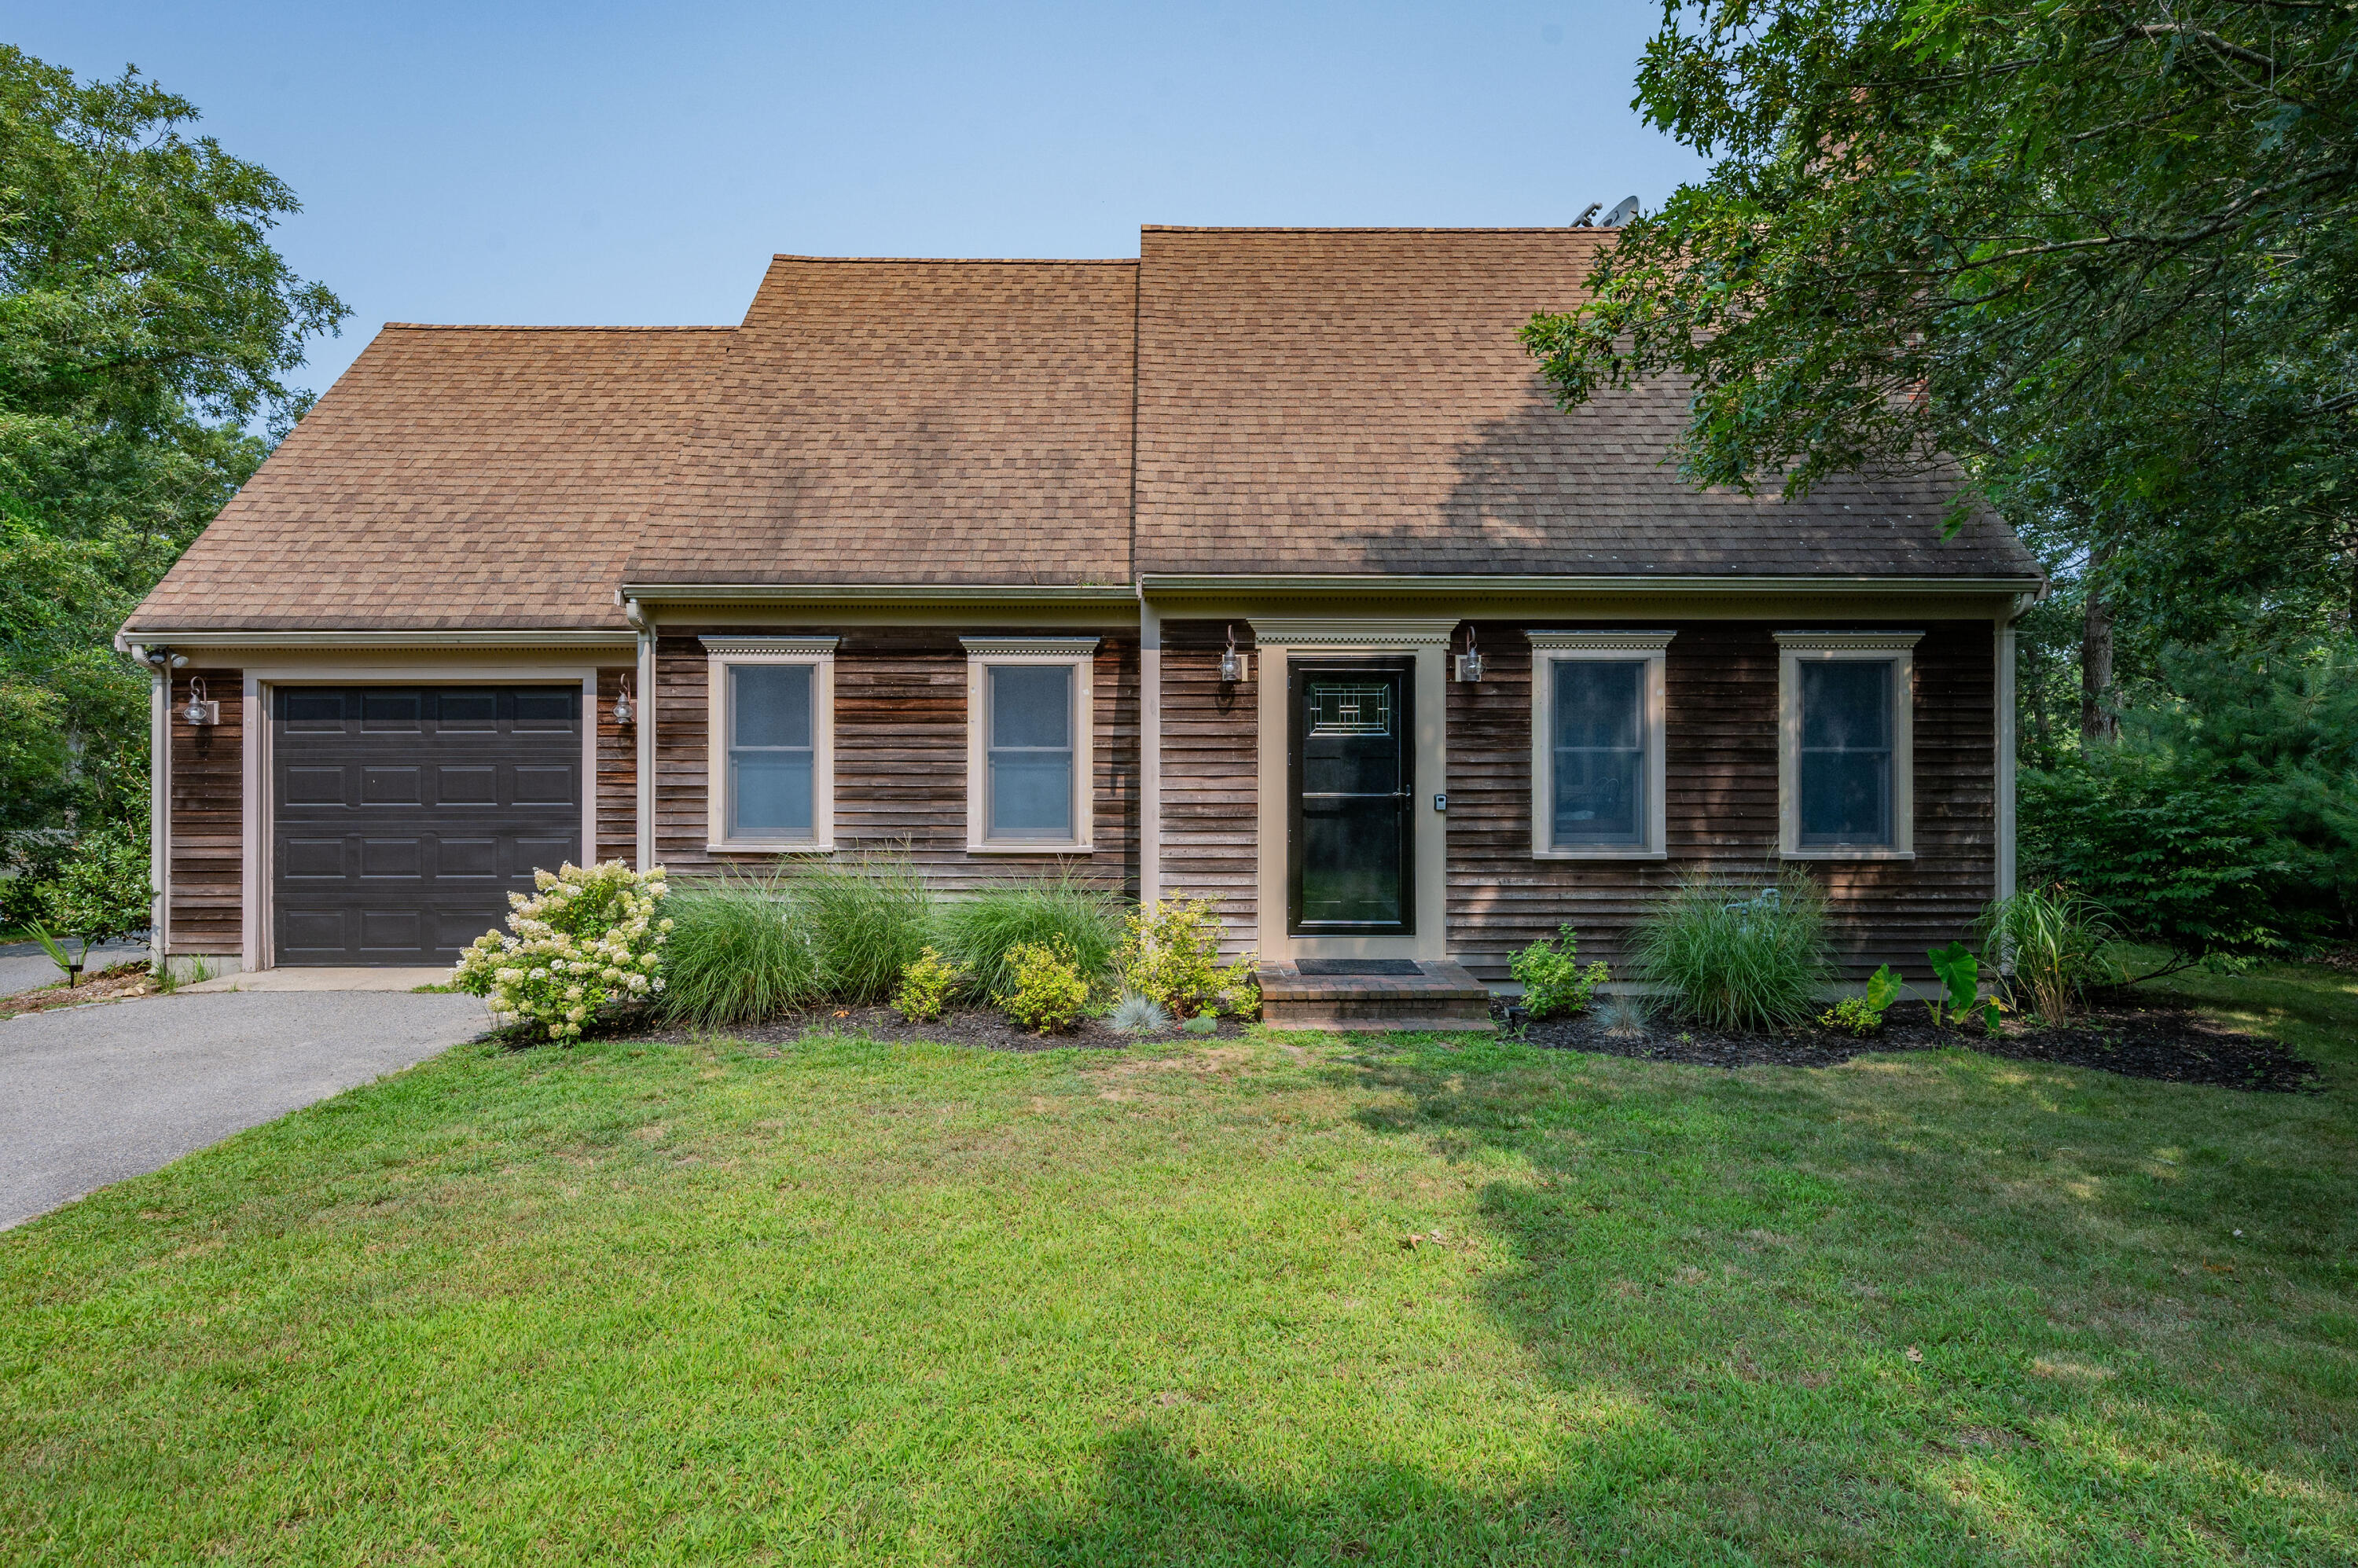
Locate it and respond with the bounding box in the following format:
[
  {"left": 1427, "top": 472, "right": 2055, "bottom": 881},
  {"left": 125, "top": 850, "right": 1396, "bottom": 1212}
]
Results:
[{"left": 273, "top": 685, "right": 582, "bottom": 966}]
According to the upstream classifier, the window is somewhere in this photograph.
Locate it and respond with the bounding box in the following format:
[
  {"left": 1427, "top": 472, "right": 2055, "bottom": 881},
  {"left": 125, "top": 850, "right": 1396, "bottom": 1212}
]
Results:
[
  {"left": 963, "top": 637, "right": 1096, "bottom": 851},
  {"left": 1527, "top": 631, "right": 1673, "bottom": 857},
  {"left": 702, "top": 637, "right": 836, "bottom": 850},
  {"left": 1776, "top": 632, "right": 1918, "bottom": 858}
]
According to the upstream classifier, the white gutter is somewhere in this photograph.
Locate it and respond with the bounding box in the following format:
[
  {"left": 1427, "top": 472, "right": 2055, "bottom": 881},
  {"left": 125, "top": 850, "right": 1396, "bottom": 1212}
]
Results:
[
  {"left": 1139, "top": 572, "right": 2046, "bottom": 596},
  {"left": 625, "top": 597, "right": 658, "bottom": 871},
  {"left": 618, "top": 582, "right": 1140, "bottom": 604},
  {"left": 1137, "top": 588, "right": 1161, "bottom": 908},
  {"left": 117, "top": 628, "right": 634, "bottom": 648}
]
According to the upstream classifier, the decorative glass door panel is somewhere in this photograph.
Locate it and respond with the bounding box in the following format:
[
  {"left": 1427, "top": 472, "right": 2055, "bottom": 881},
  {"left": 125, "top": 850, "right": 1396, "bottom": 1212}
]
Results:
[{"left": 1287, "top": 659, "right": 1414, "bottom": 935}]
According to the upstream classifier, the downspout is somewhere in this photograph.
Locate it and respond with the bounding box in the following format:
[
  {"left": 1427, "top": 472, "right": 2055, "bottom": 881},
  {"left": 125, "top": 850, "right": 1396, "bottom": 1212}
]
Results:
[
  {"left": 1996, "top": 585, "right": 2045, "bottom": 904},
  {"left": 626, "top": 597, "right": 657, "bottom": 870},
  {"left": 1138, "top": 586, "right": 1161, "bottom": 907},
  {"left": 142, "top": 644, "right": 170, "bottom": 969}
]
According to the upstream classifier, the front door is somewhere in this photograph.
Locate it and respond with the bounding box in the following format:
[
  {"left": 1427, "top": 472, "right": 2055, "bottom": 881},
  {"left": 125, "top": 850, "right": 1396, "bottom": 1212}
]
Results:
[{"left": 1287, "top": 658, "right": 1414, "bottom": 936}]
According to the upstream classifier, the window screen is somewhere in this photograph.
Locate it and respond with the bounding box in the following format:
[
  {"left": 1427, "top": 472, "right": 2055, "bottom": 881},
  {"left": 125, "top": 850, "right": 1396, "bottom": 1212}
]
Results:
[
  {"left": 1797, "top": 659, "right": 1893, "bottom": 846},
  {"left": 1551, "top": 660, "right": 1646, "bottom": 846},
  {"left": 729, "top": 663, "right": 814, "bottom": 838},
  {"left": 986, "top": 663, "right": 1074, "bottom": 839}
]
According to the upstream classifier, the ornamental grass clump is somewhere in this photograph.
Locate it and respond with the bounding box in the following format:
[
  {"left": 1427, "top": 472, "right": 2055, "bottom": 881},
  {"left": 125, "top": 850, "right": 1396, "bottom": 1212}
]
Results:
[
  {"left": 1629, "top": 872, "right": 1833, "bottom": 1034},
  {"left": 658, "top": 872, "right": 820, "bottom": 1028},
  {"left": 938, "top": 876, "right": 1124, "bottom": 1002},
  {"left": 452, "top": 861, "right": 669, "bottom": 1041},
  {"left": 1974, "top": 883, "right": 2121, "bottom": 1025},
  {"left": 793, "top": 852, "right": 935, "bottom": 1004},
  {"left": 1116, "top": 896, "right": 1258, "bottom": 1019}
]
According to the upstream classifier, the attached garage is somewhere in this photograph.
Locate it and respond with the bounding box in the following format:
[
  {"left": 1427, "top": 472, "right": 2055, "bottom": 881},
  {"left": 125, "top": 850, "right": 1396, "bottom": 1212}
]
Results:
[{"left": 271, "top": 685, "right": 586, "bottom": 966}]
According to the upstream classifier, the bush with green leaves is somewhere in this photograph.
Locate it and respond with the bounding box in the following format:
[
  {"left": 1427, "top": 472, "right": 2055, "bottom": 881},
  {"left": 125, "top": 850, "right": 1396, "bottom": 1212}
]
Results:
[
  {"left": 657, "top": 872, "right": 820, "bottom": 1028},
  {"left": 453, "top": 861, "right": 669, "bottom": 1042},
  {"left": 792, "top": 852, "right": 935, "bottom": 1005},
  {"left": 1116, "top": 896, "right": 1258, "bottom": 1019},
  {"left": 1508, "top": 924, "right": 1608, "bottom": 1020},
  {"left": 994, "top": 937, "right": 1091, "bottom": 1034},
  {"left": 1629, "top": 872, "right": 1833, "bottom": 1034},
  {"left": 892, "top": 947, "right": 965, "bottom": 1023},
  {"left": 937, "top": 876, "right": 1123, "bottom": 1003},
  {"left": 1925, "top": 943, "right": 2003, "bottom": 1033},
  {"left": 1819, "top": 964, "right": 1902, "bottom": 1037},
  {"left": 1974, "top": 884, "right": 2120, "bottom": 1025}
]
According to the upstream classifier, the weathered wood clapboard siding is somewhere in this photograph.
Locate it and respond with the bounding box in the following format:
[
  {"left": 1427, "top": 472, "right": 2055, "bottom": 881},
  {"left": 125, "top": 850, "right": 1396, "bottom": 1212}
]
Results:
[
  {"left": 596, "top": 666, "right": 637, "bottom": 867},
  {"left": 167, "top": 671, "right": 244, "bottom": 954},
  {"left": 652, "top": 630, "right": 1138, "bottom": 892},
  {"left": 1444, "top": 621, "right": 1996, "bottom": 982},
  {"left": 1158, "top": 621, "right": 1259, "bottom": 950}
]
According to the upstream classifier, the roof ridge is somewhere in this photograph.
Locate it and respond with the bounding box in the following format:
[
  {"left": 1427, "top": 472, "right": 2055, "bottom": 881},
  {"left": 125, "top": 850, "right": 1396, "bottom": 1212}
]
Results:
[
  {"left": 1140, "top": 224, "right": 1614, "bottom": 235},
  {"left": 766, "top": 255, "right": 1140, "bottom": 266},
  {"left": 380, "top": 322, "right": 736, "bottom": 332}
]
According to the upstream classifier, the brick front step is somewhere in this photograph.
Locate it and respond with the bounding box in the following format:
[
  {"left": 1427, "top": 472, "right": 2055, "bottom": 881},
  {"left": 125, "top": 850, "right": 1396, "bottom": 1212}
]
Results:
[{"left": 1256, "top": 959, "right": 1497, "bottom": 1033}]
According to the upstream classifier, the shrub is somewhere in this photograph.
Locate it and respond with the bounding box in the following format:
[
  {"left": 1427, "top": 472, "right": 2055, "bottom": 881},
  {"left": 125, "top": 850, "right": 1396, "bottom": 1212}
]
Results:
[
  {"left": 1819, "top": 964, "right": 1903, "bottom": 1037},
  {"left": 28, "top": 822, "right": 151, "bottom": 976},
  {"left": 659, "top": 872, "right": 820, "bottom": 1027},
  {"left": 1116, "top": 896, "right": 1258, "bottom": 1019},
  {"left": 1594, "top": 994, "right": 1652, "bottom": 1037},
  {"left": 793, "top": 852, "right": 935, "bottom": 1004},
  {"left": 938, "top": 876, "right": 1124, "bottom": 1002},
  {"left": 893, "top": 947, "right": 965, "bottom": 1023},
  {"left": 994, "top": 937, "right": 1090, "bottom": 1034},
  {"left": 1508, "top": 924, "right": 1608, "bottom": 1019},
  {"left": 1974, "top": 883, "right": 2121, "bottom": 1025},
  {"left": 453, "top": 861, "right": 669, "bottom": 1041},
  {"left": 1629, "top": 872, "right": 1833, "bottom": 1033},
  {"left": 1109, "top": 990, "right": 1173, "bottom": 1034}
]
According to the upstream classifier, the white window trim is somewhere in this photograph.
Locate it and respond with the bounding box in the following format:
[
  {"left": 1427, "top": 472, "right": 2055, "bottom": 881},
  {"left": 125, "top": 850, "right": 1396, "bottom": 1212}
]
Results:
[
  {"left": 703, "top": 636, "right": 838, "bottom": 854},
  {"left": 962, "top": 637, "right": 1097, "bottom": 854},
  {"left": 1776, "top": 631, "right": 1919, "bottom": 861},
  {"left": 1528, "top": 630, "right": 1674, "bottom": 860}
]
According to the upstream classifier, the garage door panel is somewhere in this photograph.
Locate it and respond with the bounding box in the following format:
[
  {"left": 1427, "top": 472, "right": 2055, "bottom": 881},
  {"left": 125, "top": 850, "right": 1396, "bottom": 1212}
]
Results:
[{"left": 273, "top": 685, "right": 581, "bottom": 966}]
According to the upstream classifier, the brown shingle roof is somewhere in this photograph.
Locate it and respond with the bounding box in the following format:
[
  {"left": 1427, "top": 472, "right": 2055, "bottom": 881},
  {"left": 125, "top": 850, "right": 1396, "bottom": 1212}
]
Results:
[
  {"left": 1134, "top": 226, "right": 2037, "bottom": 578},
  {"left": 127, "top": 324, "right": 726, "bottom": 632},
  {"left": 623, "top": 257, "right": 1138, "bottom": 588}
]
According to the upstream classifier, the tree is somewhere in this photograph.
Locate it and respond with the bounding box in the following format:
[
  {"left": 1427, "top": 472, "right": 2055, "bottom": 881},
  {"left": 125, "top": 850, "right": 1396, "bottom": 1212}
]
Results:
[
  {"left": 0, "top": 46, "right": 345, "bottom": 832},
  {"left": 1522, "top": 1, "right": 2358, "bottom": 648}
]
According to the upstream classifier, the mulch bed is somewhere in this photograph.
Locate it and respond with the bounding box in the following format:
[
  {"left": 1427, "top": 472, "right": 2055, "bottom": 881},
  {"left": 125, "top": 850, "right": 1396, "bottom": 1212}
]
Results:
[
  {"left": 629, "top": 1004, "right": 1252, "bottom": 1053},
  {"left": 1513, "top": 998, "right": 2322, "bottom": 1093},
  {"left": 0, "top": 963, "right": 158, "bottom": 1020}
]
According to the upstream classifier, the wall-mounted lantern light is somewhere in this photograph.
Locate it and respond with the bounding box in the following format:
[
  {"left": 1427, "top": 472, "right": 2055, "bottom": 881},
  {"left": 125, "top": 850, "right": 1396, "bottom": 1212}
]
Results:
[
  {"left": 1218, "top": 625, "right": 1249, "bottom": 685},
  {"left": 612, "top": 672, "right": 636, "bottom": 727},
  {"left": 180, "top": 675, "right": 219, "bottom": 726},
  {"left": 1454, "top": 626, "right": 1483, "bottom": 683}
]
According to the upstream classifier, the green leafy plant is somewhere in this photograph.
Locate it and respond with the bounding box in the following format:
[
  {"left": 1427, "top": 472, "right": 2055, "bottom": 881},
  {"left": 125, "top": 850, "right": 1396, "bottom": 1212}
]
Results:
[
  {"left": 1629, "top": 872, "right": 1833, "bottom": 1033},
  {"left": 453, "top": 861, "right": 669, "bottom": 1042},
  {"left": 937, "top": 876, "right": 1124, "bottom": 1003},
  {"left": 1819, "top": 964, "right": 1904, "bottom": 1037},
  {"left": 1508, "top": 924, "right": 1609, "bottom": 1020},
  {"left": 792, "top": 852, "right": 935, "bottom": 1005},
  {"left": 1926, "top": 943, "right": 2002, "bottom": 1033},
  {"left": 1974, "top": 884, "right": 2121, "bottom": 1026},
  {"left": 994, "top": 938, "right": 1091, "bottom": 1034},
  {"left": 1116, "top": 896, "right": 1258, "bottom": 1019},
  {"left": 29, "top": 823, "right": 152, "bottom": 984},
  {"left": 658, "top": 872, "right": 821, "bottom": 1028},
  {"left": 892, "top": 947, "right": 965, "bottom": 1024}
]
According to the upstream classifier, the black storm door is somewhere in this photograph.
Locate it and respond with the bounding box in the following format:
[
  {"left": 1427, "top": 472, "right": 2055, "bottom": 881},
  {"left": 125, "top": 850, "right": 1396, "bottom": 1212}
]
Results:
[
  {"left": 1287, "top": 658, "right": 1414, "bottom": 936},
  {"left": 272, "top": 685, "right": 582, "bottom": 966}
]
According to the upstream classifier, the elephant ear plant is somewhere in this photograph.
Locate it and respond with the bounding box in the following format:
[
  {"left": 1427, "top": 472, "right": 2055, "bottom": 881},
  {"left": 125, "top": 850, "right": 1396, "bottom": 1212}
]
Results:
[{"left": 1926, "top": 942, "right": 2003, "bottom": 1033}]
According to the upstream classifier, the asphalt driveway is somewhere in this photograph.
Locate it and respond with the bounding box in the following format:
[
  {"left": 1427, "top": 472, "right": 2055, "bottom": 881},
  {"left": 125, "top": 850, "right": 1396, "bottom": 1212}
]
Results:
[
  {"left": 0, "top": 940, "right": 152, "bottom": 998},
  {"left": 0, "top": 991, "right": 488, "bottom": 1230}
]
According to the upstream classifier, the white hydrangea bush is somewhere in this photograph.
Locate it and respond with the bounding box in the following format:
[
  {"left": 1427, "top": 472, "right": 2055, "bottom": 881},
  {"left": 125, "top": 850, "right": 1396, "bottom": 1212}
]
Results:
[{"left": 451, "top": 861, "right": 671, "bottom": 1041}]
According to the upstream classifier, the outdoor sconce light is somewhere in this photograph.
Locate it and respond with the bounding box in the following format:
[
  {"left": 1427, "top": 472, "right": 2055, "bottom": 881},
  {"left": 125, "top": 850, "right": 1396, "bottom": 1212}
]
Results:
[
  {"left": 1218, "top": 625, "right": 1248, "bottom": 685},
  {"left": 140, "top": 645, "right": 187, "bottom": 670},
  {"left": 612, "top": 673, "right": 636, "bottom": 727},
  {"left": 180, "top": 675, "right": 219, "bottom": 726},
  {"left": 1454, "top": 626, "right": 1483, "bottom": 683}
]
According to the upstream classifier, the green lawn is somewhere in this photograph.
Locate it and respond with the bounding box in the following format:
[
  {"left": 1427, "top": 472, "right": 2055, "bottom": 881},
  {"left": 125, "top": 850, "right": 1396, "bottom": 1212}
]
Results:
[{"left": 3, "top": 968, "right": 2355, "bottom": 1565}]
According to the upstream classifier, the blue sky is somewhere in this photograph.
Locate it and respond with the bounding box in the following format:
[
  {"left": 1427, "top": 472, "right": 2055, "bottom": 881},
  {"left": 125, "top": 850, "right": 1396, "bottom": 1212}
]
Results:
[{"left": 19, "top": 2, "right": 1706, "bottom": 398}]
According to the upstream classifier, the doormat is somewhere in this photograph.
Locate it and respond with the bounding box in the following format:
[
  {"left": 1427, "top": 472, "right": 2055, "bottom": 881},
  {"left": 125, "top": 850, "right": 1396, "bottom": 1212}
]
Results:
[{"left": 1295, "top": 958, "right": 1424, "bottom": 977}]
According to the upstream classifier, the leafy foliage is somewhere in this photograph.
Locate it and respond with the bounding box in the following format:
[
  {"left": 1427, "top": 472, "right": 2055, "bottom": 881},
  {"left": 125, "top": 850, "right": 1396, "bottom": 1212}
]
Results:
[
  {"left": 657, "top": 873, "right": 821, "bottom": 1028},
  {"left": 1115, "top": 897, "right": 1258, "bottom": 1019},
  {"left": 1819, "top": 964, "right": 1903, "bottom": 1037},
  {"left": 452, "top": 862, "right": 668, "bottom": 1042},
  {"left": 891, "top": 948, "right": 965, "bottom": 1024},
  {"left": 936, "top": 877, "right": 1124, "bottom": 1004},
  {"left": 994, "top": 938, "right": 1091, "bottom": 1034},
  {"left": 1926, "top": 943, "right": 2002, "bottom": 1031},
  {"left": 1508, "top": 924, "right": 1610, "bottom": 1020},
  {"left": 1630, "top": 872, "right": 1834, "bottom": 1032}
]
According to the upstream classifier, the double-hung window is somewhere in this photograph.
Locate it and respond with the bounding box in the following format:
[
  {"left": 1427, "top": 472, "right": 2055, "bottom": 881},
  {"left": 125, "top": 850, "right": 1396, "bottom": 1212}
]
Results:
[
  {"left": 1776, "top": 632, "right": 1918, "bottom": 857},
  {"left": 703, "top": 637, "right": 836, "bottom": 850},
  {"left": 1528, "top": 631, "right": 1673, "bottom": 858},
  {"left": 963, "top": 637, "right": 1096, "bottom": 851}
]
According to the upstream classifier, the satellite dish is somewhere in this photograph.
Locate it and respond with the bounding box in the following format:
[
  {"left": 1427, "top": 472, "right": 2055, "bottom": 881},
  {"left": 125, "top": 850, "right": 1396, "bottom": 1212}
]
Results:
[
  {"left": 1600, "top": 196, "right": 1641, "bottom": 226},
  {"left": 1571, "top": 202, "right": 1600, "bottom": 228}
]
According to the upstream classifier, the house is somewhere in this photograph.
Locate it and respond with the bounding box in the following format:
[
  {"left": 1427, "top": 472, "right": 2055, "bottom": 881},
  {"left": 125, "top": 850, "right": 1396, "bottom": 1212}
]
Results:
[{"left": 121, "top": 226, "right": 2044, "bottom": 1015}]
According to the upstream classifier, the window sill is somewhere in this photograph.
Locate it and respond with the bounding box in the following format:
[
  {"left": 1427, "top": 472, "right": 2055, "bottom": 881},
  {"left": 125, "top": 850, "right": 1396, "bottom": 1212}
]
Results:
[
  {"left": 1780, "top": 847, "right": 1915, "bottom": 861},
  {"left": 707, "top": 840, "right": 835, "bottom": 855},
  {"left": 1532, "top": 847, "right": 1668, "bottom": 861},
  {"left": 966, "top": 842, "right": 1093, "bottom": 855}
]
